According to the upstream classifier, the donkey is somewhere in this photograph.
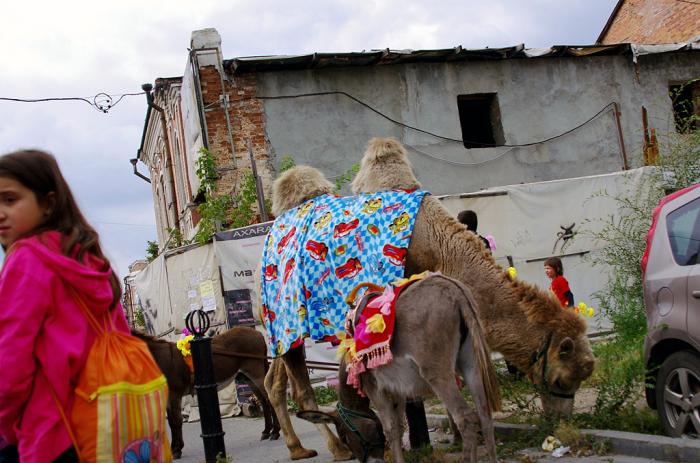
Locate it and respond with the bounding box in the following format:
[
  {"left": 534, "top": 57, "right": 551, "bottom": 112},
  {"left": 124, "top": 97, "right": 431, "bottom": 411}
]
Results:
[
  {"left": 298, "top": 274, "right": 501, "bottom": 463},
  {"left": 132, "top": 327, "right": 280, "bottom": 459}
]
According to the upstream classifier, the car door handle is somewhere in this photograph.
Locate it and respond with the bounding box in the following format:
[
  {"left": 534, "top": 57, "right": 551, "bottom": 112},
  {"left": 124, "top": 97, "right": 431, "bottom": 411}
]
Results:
[{"left": 693, "top": 290, "right": 700, "bottom": 299}]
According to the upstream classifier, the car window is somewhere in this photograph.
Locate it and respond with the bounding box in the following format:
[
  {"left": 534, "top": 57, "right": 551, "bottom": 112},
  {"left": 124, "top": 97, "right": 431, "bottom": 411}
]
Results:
[{"left": 666, "top": 196, "right": 700, "bottom": 266}]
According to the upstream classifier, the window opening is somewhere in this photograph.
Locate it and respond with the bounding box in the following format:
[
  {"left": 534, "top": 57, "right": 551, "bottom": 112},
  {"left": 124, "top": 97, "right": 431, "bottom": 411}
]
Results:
[
  {"left": 457, "top": 93, "right": 505, "bottom": 149},
  {"left": 669, "top": 80, "right": 700, "bottom": 133}
]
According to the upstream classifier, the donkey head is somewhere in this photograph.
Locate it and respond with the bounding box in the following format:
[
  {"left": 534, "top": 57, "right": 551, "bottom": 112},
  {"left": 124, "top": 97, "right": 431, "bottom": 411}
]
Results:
[{"left": 297, "top": 408, "right": 386, "bottom": 463}]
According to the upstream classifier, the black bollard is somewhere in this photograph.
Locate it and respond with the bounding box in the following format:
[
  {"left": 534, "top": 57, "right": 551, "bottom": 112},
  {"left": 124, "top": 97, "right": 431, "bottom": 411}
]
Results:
[{"left": 186, "top": 310, "right": 226, "bottom": 463}]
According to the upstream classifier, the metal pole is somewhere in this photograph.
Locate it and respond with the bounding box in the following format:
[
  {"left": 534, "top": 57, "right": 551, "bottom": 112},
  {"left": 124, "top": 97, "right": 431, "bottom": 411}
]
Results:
[
  {"left": 247, "top": 140, "right": 269, "bottom": 222},
  {"left": 186, "top": 310, "right": 226, "bottom": 463},
  {"left": 612, "top": 102, "right": 629, "bottom": 170}
]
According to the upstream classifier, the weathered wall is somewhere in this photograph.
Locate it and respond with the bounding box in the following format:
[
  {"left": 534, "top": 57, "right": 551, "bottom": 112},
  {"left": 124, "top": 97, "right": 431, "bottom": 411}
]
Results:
[
  {"left": 600, "top": 0, "right": 700, "bottom": 45},
  {"left": 254, "top": 52, "right": 699, "bottom": 195}
]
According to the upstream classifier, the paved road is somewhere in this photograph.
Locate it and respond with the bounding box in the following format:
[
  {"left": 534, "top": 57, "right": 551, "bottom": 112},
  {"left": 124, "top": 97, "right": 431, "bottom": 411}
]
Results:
[{"left": 175, "top": 415, "right": 663, "bottom": 462}]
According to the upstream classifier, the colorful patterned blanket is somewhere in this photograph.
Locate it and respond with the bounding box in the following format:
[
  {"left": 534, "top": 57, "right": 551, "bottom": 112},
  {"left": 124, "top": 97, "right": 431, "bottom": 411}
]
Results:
[{"left": 260, "top": 189, "right": 428, "bottom": 357}]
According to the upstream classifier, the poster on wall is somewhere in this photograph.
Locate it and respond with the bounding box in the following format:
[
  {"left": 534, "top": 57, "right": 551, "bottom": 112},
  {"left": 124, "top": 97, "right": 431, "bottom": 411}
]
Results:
[
  {"left": 214, "top": 222, "right": 273, "bottom": 326},
  {"left": 224, "top": 289, "right": 256, "bottom": 326}
]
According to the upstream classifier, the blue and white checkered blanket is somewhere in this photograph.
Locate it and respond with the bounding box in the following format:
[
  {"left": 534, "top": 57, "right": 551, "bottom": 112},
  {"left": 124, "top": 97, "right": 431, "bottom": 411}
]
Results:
[{"left": 260, "top": 190, "right": 428, "bottom": 357}]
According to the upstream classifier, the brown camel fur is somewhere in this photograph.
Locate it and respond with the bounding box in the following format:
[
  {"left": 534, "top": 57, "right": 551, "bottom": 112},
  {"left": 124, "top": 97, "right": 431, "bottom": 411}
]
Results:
[
  {"left": 299, "top": 274, "right": 501, "bottom": 463},
  {"left": 132, "top": 327, "right": 280, "bottom": 459}
]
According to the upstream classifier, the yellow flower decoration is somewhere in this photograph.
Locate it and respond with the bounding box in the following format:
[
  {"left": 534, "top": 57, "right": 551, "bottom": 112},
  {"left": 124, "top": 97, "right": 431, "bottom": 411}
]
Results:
[
  {"left": 393, "top": 271, "right": 431, "bottom": 287},
  {"left": 365, "top": 314, "right": 387, "bottom": 334},
  {"left": 176, "top": 335, "right": 194, "bottom": 357},
  {"left": 574, "top": 302, "right": 596, "bottom": 317},
  {"left": 507, "top": 267, "right": 518, "bottom": 280},
  {"left": 336, "top": 332, "right": 357, "bottom": 360}
]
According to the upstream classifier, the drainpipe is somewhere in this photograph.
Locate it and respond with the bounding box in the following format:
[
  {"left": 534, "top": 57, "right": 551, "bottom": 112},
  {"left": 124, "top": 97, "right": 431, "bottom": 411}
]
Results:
[
  {"left": 143, "top": 83, "right": 181, "bottom": 232},
  {"left": 130, "top": 157, "right": 151, "bottom": 183}
]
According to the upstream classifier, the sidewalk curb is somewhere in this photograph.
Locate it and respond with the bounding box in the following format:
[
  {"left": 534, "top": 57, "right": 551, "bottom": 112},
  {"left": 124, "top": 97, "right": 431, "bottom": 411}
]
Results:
[{"left": 426, "top": 414, "right": 700, "bottom": 462}]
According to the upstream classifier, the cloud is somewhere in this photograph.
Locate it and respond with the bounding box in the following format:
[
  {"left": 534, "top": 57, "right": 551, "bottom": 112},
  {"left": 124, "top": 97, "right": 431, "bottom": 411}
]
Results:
[{"left": 0, "top": 0, "right": 618, "bottom": 276}]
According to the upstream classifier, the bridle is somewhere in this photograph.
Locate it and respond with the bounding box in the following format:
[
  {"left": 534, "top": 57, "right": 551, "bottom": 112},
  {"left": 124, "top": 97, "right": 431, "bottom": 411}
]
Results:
[
  {"left": 529, "top": 331, "right": 575, "bottom": 400},
  {"left": 336, "top": 402, "right": 385, "bottom": 462}
]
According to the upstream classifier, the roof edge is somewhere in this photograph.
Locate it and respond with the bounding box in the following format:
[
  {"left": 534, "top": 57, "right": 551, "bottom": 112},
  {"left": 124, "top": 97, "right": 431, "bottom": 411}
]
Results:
[{"left": 596, "top": 0, "right": 626, "bottom": 44}]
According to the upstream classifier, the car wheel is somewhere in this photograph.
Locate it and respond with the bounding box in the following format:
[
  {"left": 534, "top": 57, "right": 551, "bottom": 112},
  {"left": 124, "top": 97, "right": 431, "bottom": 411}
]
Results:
[{"left": 655, "top": 350, "right": 700, "bottom": 438}]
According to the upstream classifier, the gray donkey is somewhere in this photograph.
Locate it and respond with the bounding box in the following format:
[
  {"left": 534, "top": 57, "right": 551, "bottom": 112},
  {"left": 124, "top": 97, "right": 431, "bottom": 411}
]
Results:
[{"left": 298, "top": 273, "right": 501, "bottom": 463}]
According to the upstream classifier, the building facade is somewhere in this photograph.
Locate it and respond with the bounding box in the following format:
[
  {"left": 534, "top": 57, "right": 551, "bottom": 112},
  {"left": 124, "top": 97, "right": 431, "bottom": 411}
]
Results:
[
  {"left": 136, "top": 28, "right": 700, "bottom": 246},
  {"left": 598, "top": 0, "right": 700, "bottom": 44}
]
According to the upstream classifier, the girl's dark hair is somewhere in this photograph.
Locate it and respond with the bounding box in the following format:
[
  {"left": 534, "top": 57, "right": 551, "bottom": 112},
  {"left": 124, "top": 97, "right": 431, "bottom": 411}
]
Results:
[
  {"left": 0, "top": 150, "right": 122, "bottom": 309},
  {"left": 544, "top": 256, "right": 564, "bottom": 276}
]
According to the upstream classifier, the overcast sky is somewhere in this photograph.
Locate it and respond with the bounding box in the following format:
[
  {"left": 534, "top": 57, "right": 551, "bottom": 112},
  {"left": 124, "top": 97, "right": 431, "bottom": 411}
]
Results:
[{"left": 0, "top": 0, "right": 618, "bottom": 278}]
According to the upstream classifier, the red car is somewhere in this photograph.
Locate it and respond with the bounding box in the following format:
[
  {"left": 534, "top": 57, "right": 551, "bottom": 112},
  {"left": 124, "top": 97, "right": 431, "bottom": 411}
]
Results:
[
  {"left": 277, "top": 226, "right": 297, "bottom": 254},
  {"left": 383, "top": 244, "right": 407, "bottom": 266},
  {"left": 335, "top": 257, "right": 362, "bottom": 279},
  {"left": 305, "top": 240, "right": 329, "bottom": 261},
  {"left": 264, "top": 264, "right": 278, "bottom": 281},
  {"left": 333, "top": 218, "right": 360, "bottom": 238}
]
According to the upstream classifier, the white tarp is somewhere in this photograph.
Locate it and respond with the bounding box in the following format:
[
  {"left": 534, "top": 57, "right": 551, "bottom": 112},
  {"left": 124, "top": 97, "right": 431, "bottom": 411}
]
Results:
[
  {"left": 438, "top": 166, "right": 655, "bottom": 332},
  {"left": 134, "top": 243, "right": 226, "bottom": 339},
  {"left": 133, "top": 254, "right": 173, "bottom": 337},
  {"left": 163, "top": 243, "right": 226, "bottom": 337}
]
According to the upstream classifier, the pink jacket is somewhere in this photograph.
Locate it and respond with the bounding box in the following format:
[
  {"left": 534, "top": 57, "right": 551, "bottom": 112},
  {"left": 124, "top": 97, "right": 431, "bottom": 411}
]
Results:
[{"left": 0, "top": 231, "right": 129, "bottom": 463}]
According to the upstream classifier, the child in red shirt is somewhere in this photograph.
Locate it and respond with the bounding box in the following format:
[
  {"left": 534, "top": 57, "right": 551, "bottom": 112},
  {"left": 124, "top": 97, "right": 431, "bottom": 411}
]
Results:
[{"left": 544, "top": 256, "right": 573, "bottom": 307}]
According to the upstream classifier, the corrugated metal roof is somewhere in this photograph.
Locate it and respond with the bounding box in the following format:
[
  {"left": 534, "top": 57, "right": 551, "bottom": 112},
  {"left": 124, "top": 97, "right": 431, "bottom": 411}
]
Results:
[{"left": 222, "top": 42, "right": 699, "bottom": 74}]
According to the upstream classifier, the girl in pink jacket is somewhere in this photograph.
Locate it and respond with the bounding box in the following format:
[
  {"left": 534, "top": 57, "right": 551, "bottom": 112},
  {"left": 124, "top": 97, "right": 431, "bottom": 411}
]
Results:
[{"left": 0, "top": 150, "right": 129, "bottom": 463}]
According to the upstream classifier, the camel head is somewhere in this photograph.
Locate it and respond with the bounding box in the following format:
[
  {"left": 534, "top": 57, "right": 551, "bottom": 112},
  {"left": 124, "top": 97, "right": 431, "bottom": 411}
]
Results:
[
  {"left": 524, "top": 294, "right": 596, "bottom": 416},
  {"left": 297, "top": 409, "right": 385, "bottom": 463},
  {"left": 271, "top": 165, "right": 334, "bottom": 216},
  {"left": 351, "top": 137, "right": 421, "bottom": 194}
]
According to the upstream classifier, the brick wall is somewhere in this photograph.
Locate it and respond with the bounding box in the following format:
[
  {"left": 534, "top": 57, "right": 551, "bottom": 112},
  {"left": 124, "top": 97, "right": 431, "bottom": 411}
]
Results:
[
  {"left": 198, "top": 66, "right": 273, "bottom": 222},
  {"left": 600, "top": 0, "right": 700, "bottom": 44}
]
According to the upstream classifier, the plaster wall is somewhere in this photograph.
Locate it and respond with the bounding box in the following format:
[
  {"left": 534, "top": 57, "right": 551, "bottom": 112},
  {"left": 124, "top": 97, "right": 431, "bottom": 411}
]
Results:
[{"left": 256, "top": 52, "right": 699, "bottom": 195}]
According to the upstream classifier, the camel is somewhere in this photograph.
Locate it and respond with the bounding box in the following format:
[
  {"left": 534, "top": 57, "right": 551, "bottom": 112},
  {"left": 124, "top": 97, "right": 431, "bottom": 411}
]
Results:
[
  {"left": 262, "top": 139, "right": 595, "bottom": 460},
  {"left": 299, "top": 273, "right": 501, "bottom": 463},
  {"left": 132, "top": 327, "right": 280, "bottom": 459}
]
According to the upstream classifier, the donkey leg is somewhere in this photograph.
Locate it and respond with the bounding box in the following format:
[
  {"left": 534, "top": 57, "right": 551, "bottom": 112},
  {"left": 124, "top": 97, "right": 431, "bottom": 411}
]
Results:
[
  {"left": 464, "top": 364, "right": 497, "bottom": 463},
  {"left": 266, "top": 356, "right": 317, "bottom": 460},
  {"left": 283, "top": 347, "right": 353, "bottom": 461},
  {"left": 367, "top": 390, "right": 406, "bottom": 463},
  {"left": 428, "top": 375, "right": 480, "bottom": 463},
  {"left": 167, "top": 393, "right": 184, "bottom": 459}
]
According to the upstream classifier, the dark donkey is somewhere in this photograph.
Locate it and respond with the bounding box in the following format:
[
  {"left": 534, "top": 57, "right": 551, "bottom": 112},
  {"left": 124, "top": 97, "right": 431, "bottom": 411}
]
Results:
[{"left": 132, "top": 327, "right": 280, "bottom": 459}]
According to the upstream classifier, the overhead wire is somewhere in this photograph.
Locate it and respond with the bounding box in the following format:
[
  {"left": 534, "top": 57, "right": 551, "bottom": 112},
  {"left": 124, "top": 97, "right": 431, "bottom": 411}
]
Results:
[{"left": 0, "top": 91, "right": 145, "bottom": 113}]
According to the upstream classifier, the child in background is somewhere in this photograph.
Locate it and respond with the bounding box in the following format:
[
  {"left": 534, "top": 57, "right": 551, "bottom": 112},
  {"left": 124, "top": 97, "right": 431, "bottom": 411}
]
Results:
[
  {"left": 0, "top": 150, "right": 130, "bottom": 463},
  {"left": 544, "top": 256, "right": 574, "bottom": 307}
]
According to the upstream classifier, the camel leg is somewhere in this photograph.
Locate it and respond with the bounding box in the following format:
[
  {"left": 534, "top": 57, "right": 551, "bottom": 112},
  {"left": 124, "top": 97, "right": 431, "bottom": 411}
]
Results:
[
  {"left": 283, "top": 347, "right": 353, "bottom": 461},
  {"left": 265, "top": 355, "right": 318, "bottom": 460},
  {"left": 367, "top": 389, "right": 406, "bottom": 463},
  {"left": 167, "top": 392, "right": 184, "bottom": 460}
]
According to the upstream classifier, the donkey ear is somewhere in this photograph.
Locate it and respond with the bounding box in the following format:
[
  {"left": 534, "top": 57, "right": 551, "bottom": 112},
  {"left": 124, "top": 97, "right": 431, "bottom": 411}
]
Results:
[
  {"left": 558, "top": 337, "right": 575, "bottom": 358},
  {"left": 297, "top": 409, "right": 340, "bottom": 426}
]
